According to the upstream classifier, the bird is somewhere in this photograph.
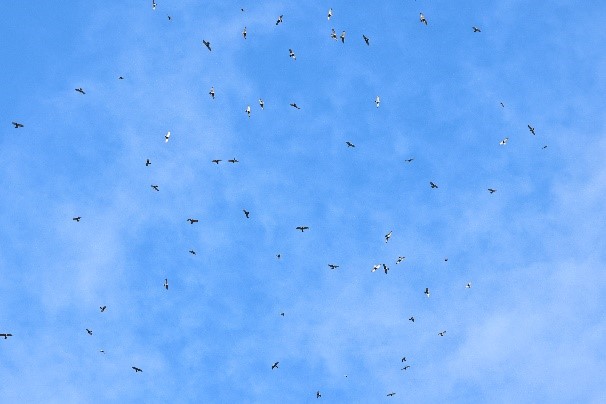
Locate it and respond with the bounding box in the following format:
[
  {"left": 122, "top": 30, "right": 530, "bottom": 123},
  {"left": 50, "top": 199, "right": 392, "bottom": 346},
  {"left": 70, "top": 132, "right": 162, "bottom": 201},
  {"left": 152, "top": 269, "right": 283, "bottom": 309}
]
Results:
[
  {"left": 167, "top": 15, "right": 171, "bottom": 20},
  {"left": 272, "top": 362, "right": 279, "bottom": 369},
  {"left": 438, "top": 331, "right": 446, "bottom": 336},
  {"left": 246, "top": 105, "right": 251, "bottom": 117},
  {"left": 444, "top": 257, "right": 449, "bottom": 262},
  {"left": 86, "top": 329, "right": 93, "bottom": 335},
  {"left": 187, "top": 218, "right": 199, "bottom": 224},
  {"left": 99, "top": 350, "right": 105, "bottom": 353},
  {"left": 164, "top": 131, "right": 171, "bottom": 142},
  {"left": 472, "top": 26, "right": 481, "bottom": 32},
  {"left": 259, "top": 99, "right": 264, "bottom": 109},
  {"left": 243, "top": 209, "right": 250, "bottom": 218},
  {"left": 405, "top": 158, "right": 414, "bottom": 163},
  {"left": 430, "top": 181, "right": 439, "bottom": 189},
  {"left": 375, "top": 96, "right": 380, "bottom": 108},
  {"left": 409, "top": 316, "right": 415, "bottom": 322},
  {"left": 280, "top": 312, "right": 285, "bottom": 316},
  {"left": 401, "top": 357, "right": 407, "bottom": 362},
  {"left": 328, "top": 264, "right": 339, "bottom": 269},
  {"left": 100, "top": 306, "right": 106, "bottom": 312},
  {"left": 242, "top": 27, "right": 247, "bottom": 39},
  {"left": 499, "top": 137, "right": 509, "bottom": 145},
  {"left": 0, "top": 334, "right": 13, "bottom": 339},
  {"left": 331, "top": 28, "right": 337, "bottom": 40},
  {"left": 212, "top": 159, "right": 221, "bottom": 164},
  {"left": 383, "top": 263, "right": 389, "bottom": 274},
  {"left": 385, "top": 231, "right": 392, "bottom": 243},
  {"left": 340, "top": 31, "right": 346, "bottom": 43},
  {"left": 152, "top": 0, "right": 156, "bottom": 10},
  {"left": 419, "top": 13, "right": 428, "bottom": 25},
  {"left": 189, "top": 250, "right": 196, "bottom": 255},
  {"left": 387, "top": 392, "right": 396, "bottom": 397},
  {"left": 146, "top": 159, "right": 151, "bottom": 166},
  {"left": 11, "top": 122, "right": 24, "bottom": 128},
  {"left": 316, "top": 391, "right": 321, "bottom": 398},
  {"left": 276, "top": 15, "right": 283, "bottom": 25},
  {"left": 345, "top": 141, "right": 355, "bottom": 147},
  {"left": 363, "top": 35, "right": 370, "bottom": 45},
  {"left": 327, "top": 8, "right": 333, "bottom": 20},
  {"left": 396, "top": 256, "right": 405, "bottom": 264},
  {"left": 528, "top": 125, "right": 536, "bottom": 135},
  {"left": 164, "top": 278, "right": 168, "bottom": 290},
  {"left": 296, "top": 226, "right": 309, "bottom": 232},
  {"left": 276, "top": 254, "right": 281, "bottom": 259},
  {"left": 290, "top": 103, "right": 301, "bottom": 109},
  {"left": 424, "top": 288, "right": 430, "bottom": 297},
  {"left": 228, "top": 158, "right": 239, "bottom": 163},
  {"left": 500, "top": 102, "right": 505, "bottom": 108},
  {"left": 466, "top": 282, "right": 472, "bottom": 288},
  {"left": 542, "top": 145, "right": 548, "bottom": 149},
  {"left": 132, "top": 366, "right": 143, "bottom": 373},
  {"left": 289, "top": 49, "right": 296, "bottom": 60},
  {"left": 371, "top": 264, "right": 380, "bottom": 273},
  {"left": 151, "top": 185, "right": 159, "bottom": 191},
  {"left": 488, "top": 188, "right": 497, "bottom": 194},
  {"left": 401, "top": 366, "right": 410, "bottom": 370},
  {"left": 209, "top": 87, "right": 215, "bottom": 99},
  {"left": 202, "top": 40, "right": 211, "bottom": 51},
  {"left": 72, "top": 216, "right": 81, "bottom": 222},
  {"left": 75, "top": 87, "right": 85, "bottom": 94},
  {"left": 118, "top": 76, "right": 124, "bottom": 80}
]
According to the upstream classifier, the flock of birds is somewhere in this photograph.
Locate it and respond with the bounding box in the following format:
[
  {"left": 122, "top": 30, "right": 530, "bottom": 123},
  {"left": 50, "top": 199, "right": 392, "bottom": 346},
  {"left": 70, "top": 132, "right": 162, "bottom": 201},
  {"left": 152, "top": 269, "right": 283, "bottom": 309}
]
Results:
[{"left": 3, "top": 2, "right": 551, "bottom": 400}]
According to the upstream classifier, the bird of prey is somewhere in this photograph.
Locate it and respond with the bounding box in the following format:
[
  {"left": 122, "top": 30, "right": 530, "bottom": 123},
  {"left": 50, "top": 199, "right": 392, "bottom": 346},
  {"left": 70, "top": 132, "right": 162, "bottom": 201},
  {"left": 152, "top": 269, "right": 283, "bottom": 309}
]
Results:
[
  {"left": 289, "top": 49, "right": 296, "bottom": 60},
  {"left": 280, "top": 312, "right": 285, "bottom": 316},
  {"left": 327, "top": 8, "right": 333, "bottom": 20},
  {"left": 466, "top": 282, "right": 472, "bottom": 288},
  {"left": 165, "top": 131, "right": 171, "bottom": 142},
  {"left": 151, "top": 185, "right": 159, "bottom": 191},
  {"left": 259, "top": 99, "right": 264, "bottom": 109},
  {"left": 345, "top": 141, "right": 355, "bottom": 147},
  {"left": 528, "top": 125, "right": 536, "bottom": 135},
  {"left": 401, "top": 366, "right": 411, "bottom": 370},
  {"left": 0, "top": 334, "right": 13, "bottom": 339},
  {"left": 499, "top": 137, "right": 509, "bottom": 145},
  {"left": 100, "top": 306, "right": 106, "bottom": 312},
  {"left": 430, "top": 181, "right": 438, "bottom": 189},
  {"left": 242, "top": 27, "right": 247, "bottom": 39},
  {"left": 340, "top": 31, "right": 346, "bottom": 43},
  {"left": 375, "top": 96, "right": 380, "bottom": 108},
  {"left": 363, "top": 35, "right": 370, "bottom": 45},
  {"left": 152, "top": 0, "right": 156, "bottom": 10},
  {"left": 396, "top": 256, "right": 405, "bottom": 264},
  {"left": 409, "top": 316, "right": 415, "bottom": 322},
  {"left": 383, "top": 263, "right": 389, "bottom": 274},
  {"left": 438, "top": 331, "right": 446, "bottom": 336},
  {"left": 385, "top": 231, "right": 392, "bottom": 243},
  {"left": 86, "top": 329, "right": 93, "bottom": 335},
  {"left": 472, "top": 26, "right": 481, "bottom": 32},
  {"left": 387, "top": 392, "right": 396, "bottom": 397},
  {"left": 405, "top": 158, "right": 414, "bottom": 163},
  {"left": 331, "top": 28, "right": 337, "bottom": 40},
  {"left": 187, "top": 218, "right": 199, "bottom": 224},
  {"left": 202, "top": 40, "right": 211, "bottom": 51},
  {"left": 212, "top": 159, "right": 221, "bottom": 164},
  {"left": 243, "top": 209, "right": 250, "bottom": 218},
  {"left": 419, "top": 13, "right": 428, "bottom": 25},
  {"left": 272, "top": 362, "right": 279, "bottom": 369},
  {"left": 73, "top": 216, "right": 81, "bottom": 222},
  {"left": 246, "top": 105, "right": 251, "bottom": 117},
  {"left": 75, "top": 87, "right": 86, "bottom": 94},
  {"left": 296, "top": 226, "right": 309, "bottom": 232},
  {"left": 316, "top": 391, "right": 321, "bottom": 398},
  {"left": 424, "top": 288, "right": 430, "bottom": 297},
  {"left": 118, "top": 76, "right": 124, "bottom": 80},
  {"left": 328, "top": 264, "right": 339, "bottom": 269},
  {"left": 11, "top": 122, "right": 24, "bottom": 128},
  {"left": 488, "top": 188, "right": 497, "bottom": 194},
  {"left": 164, "top": 278, "right": 168, "bottom": 290},
  {"left": 371, "top": 264, "right": 380, "bottom": 273},
  {"left": 401, "top": 357, "right": 406, "bottom": 362},
  {"left": 290, "top": 103, "right": 301, "bottom": 109},
  {"left": 228, "top": 158, "right": 239, "bottom": 163},
  {"left": 146, "top": 159, "right": 151, "bottom": 166},
  {"left": 132, "top": 367, "right": 143, "bottom": 372},
  {"left": 189, "top": 250, "right": 196, "bottom": 255},
  {"left": 209, "top": 87, "right": 215, "bottom": 99},
  {"left": 276, "top": 15, "right": 283, "bottom": 25}
]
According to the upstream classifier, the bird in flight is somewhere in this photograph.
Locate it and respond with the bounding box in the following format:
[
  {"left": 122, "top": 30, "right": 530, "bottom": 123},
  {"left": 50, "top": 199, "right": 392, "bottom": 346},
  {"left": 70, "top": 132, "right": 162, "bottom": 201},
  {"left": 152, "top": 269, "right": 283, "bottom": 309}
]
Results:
[
  {"left": 327, "top": 8, "right": 333, "bottom": 20},
  {"left": 11, "top": 122, "right": 24, "bottom": 128},
  {"left": 528, "top": 125, "right": 536, "bottom": 135},
  {"left": 466, "top": 282, "right": 472, "bottom": 288},
  {"left": 276, "top": 15, "right": 283, "bottom": 25},
  {"left": 472, "top": 26, "right": 481, "bottom": 32},
  {"left": 86, "top": 329, "right": 93, "bottom": 335},
  {"left": 296, "top": 226, "right": 309, "bottom": 232},
  {"left": 164, "top": 279, "right": 168, "bottom": 290},
  {"left": 488, "top": 188, "right": 497, "bottom": 194},
  {"left": 132, "top": 366, "right": 143, "bottom": 372},
  {"left": 272, "top": 362, "right": 279, "bottom": 369},
  {"left": 419, "top": 13, "right": 428, "bottom": 25},
  {"left": 259, "top": 99, "right": 264, "bottom": 109},
  {"left": 385, "top": 231, "right": 392, "bottom": 243},
  {"left": 500, "top": 102, "right": 505, "bottom": 108},
  {"left": 187, "top": 218, "right": 199, "bottom": 224},
  {"left": 371, "top": 264, "right": 380, "bottom": 273},
  {"left": 405, "top": 158, "right": 414, "bottom": 163},
  {"left": 73, "top": 216, "right": 81, "bottom": 222},
  {"left": 316, "top": 391, "right": 321, "bottom": 398},
  {"left": 276, "top": 254, "right": 281, "bottom": 259},
  {"left": 0, "top": 334, "right": 12, "bottom": 339},
  {"left": 387, "top": 392, "right": 396, "bottom": 397},
  {"left": 289, "top": 49, "right": 296, "bottom": 60},
  {"left": 430, "top": 181, "right": 438, "bottom": 189},
  {"left": 290, "top": 103, "right": 301, "bottom": 110},
  {"left": 363, "top": 35, "right": 370, "bottom": 45},
  {"left": 242, "top": 27, "right": 247, "bottom": 39},
  {"left": 209, "top": 87, "right": 215, "bottom": 99},
  {"left": 340, "top": 31, "right": 346, "bottom": 43},
  {"left": 331, "top": 28, "right": 337, "bottom": 40},
  {"left": 328, "top": 264, "right": 339, "bottom": 269},
  {"left": 99, "top": 350, "right": 105, "bottom": 353},
  {"left": 164, "top": 131, "right": 171, "bottom": 142},
  {"left": 409, "top": 316, "right": 415, "bottom": 322},
  {"left": 375, "top": 96, "right": 380, "bottom": 108},
  {"left": 396, "top": 256, "right": 405, "bottom": 264},
  {"left": 146, "top": 159, "right": 151, "bottom": 166},
  {"left": 499, "top": 137, "right": 509, "bottom": 145},
  {"left": 424, "top": 288, "right": 430, "bottom": 297},
  {"left": 243, "top": 209, "right": 250, "bottom": 218},
  {"left": 401, "top": 366, "right": 411, "bottom": 370},
  {"left": 167, "top": 15, "right": 171, "bottom": 21},
  {"left": 228, "top": 158, "right": 239, "bottom": 163},
  {"left": 202, "top": 40, "right": 212, "bottom": 51},
  {"left": 100, "top": 306, "right": 106, "bottom": 312},
  {"left": 212, "top": 159, "right": 221, "bottom": 164},
  {"left": 152, "top": 0, "right": 156, "bottom": 10},
  {"left": 438, "top": 331, "right": 446, "bottom": 336},
  {"left": 246, "top": 105, "right": 251, "bottom": 117},
  {"left": 151, "top": 185, "right": 159, "bottom": 191},
  {"left": 118, "top": 76, "right": 124, "bottom": 80},
  {"left": 383, "top": 263, "right": 389, "bottom": 274},
  {"left": 345, "top": 141, "right": 355, "bottom": 148},
  {"left": 401, "top": 357, "right": 407, "bottom": 362},
  {"left": 189, "top": 250, "right": 196, "bottom": 255},
  {"left": 75, "top": 87, "right": 86, "bottom": 94}
]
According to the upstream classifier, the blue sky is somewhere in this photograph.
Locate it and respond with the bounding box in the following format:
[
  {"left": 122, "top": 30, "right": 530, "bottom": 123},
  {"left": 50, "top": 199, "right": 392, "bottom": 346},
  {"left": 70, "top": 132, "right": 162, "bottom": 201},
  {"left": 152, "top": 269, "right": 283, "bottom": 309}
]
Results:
[{"left": 1, "top": 1, "right": 605, "bottom": 402}]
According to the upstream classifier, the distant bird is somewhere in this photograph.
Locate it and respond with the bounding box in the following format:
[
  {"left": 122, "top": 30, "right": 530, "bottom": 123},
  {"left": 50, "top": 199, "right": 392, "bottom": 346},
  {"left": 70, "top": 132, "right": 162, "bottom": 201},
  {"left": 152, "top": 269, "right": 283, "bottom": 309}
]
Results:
[
  {"left": 405, "top": 158, "right": 414, "bottom": 163},
  {"left": 167, "top": 15, "right": 171, "bottom": 20},
  {"left": 243, "top": 209, "right": 250, "bottom": 218},
  {"left": 528, "top": 125, "right": 536, "bottom": 135},
  {"left": 164, "top": 131, "right": 171, "bottom": 142},
  {"left": 272, "top": 362, "right": 279, "bottom": 369},
  {"left": 152, "top": 0, "right": 156, "bottom": 10},
  {"left": 146, "top": 159, "right": 151, "bottom": 166},
  {"left": 316, "top": 391, "right": 322, "bottom": 398},
  {"left": 500, "top": 102, "right": 505, "bottom": 108},
  {"left": 542, "top": 145, "right": 548, "bottom": 149},
  {"left": 0, "top": 334, "right": 12, "bottom": 339},
  {"left": 438, "top": 331, "right": 446, "bottom": 336},
  {"left": 276, "top": 15, "right": 283, "bottom": 25},
  {"left": 86, "top": 329, "right": 93, "bottom": 335},
  {"left": 118, "top": 76, "right": 124, "bottom": 80},
  {"left": 99, "top": 350, "right": 105, "bottom": 353},
  {"left": 289, "top": 49, "right": 296, "bottom": 60},
  {"left": 363, "top": 35, "right": 370, "bottom": 45},
  {"left": 290, "top": 103, "right": 301, "bottom": 109},
  {"left": 276, "top": 254, "right": 281, "bottom": 259},
  {"left": 444, "top": 257, "right": 448, "bottom": 262},
  {"left": 164, "top": 278, "right": 168, "bottom": 290},
  {"left": 466, "top": 282, "right": 472, "bottom": 288},
  {"left": 401, "top": 357, "right": 407, "bottom": 362},
  {"left": 209, "top": 87, "right": 215, "bottom": 99},
  {"left": 242, "top": 27, "right": 247, "bottom": 39},
  {"left": 189, "top": 250, "right": 196, "bottom": 255},
  {"left": 228, "top": 158, "right": 239, "bottom": 163},
  {"left": 202, "top": 40, "right": 212, "bottom": 51},
  {"left": 396, "top": 256, "right": 405, "bottom": 264},
  {"left": 280, "top": 312, "right": 285, "bottom": 316},
  {"left": 331, "top": 28, "right": 337, "bottom": 40},
  {"left": 401, "top": 366, "right": 410, "bottom": 370},
  {"left": 345, "top": 141, "right": 355, "bottom": 147},
  {"left": 151, "top": 185, "right": 159, "bottom": 191},
  {"left": 424, "top": 288, "right": 430, "bottom": 297},
  {"left": 430, "top": 181, "right": 439, "bottom": 189},
  {"left": 488, "top": 188, "right": 497, "bottom": 194},
  {"left": 75, "top": 87, "right": 85, "bottom": 94},
  {"left": 259, "top": 99, "right": 264, "bottom": 109},
  {"left": 132, "top": 366, "right": 143, "bottom": 372},
  {"left": 499, "top": 137, "right": 509, "bottom": 145},
  {"left": 246, "top": 105, "right": 251, "bottom": 117},
  {"left": 328, "top": 264, "right": 339, "bottom": 269},
  {"left": 383, "top": 263, "right": 389, "bottom": 274},
  {"left": 371, "top": 264, "right": 381, "bottom": 273},
  {"left": 385, "top": 231, "right": 392, "bottom": 243},
  {"left": 11, "top": 122, "right": 24, "bottom": 128},
  {"left": 375, "top": 96, "right": 380, "bottom": 108},
  {"left": 340, "top": 31, "right": 346, "bottom": 43},
  {"left": 296, "top": 226, "right": 309, "bottom": 232},
  {"left": 187, "top": 218, "right": 199, "bottom": 224},
  {"left": 409, "top": 316, "right": 415, "bottom": 322},
  {"left": 73, "top": 216, "right": 81, "bottom": 222},
  {"left": 472, "top": 26, "right": 481, "bottom": 32},
  {"left": 100, "top": 306, "right": 106, "bottom": 312},
  {"left": 327, "top": 8, "right": 333, "bottom": 20},
  {"left": 212, "top": 159, "right": 221, "bottom": 164},
  {"left": 419, "top": 13, "right": 428, "bottom": 25},
  {"left": 387, "top": 392, "right": 396, "bottom": 397}
]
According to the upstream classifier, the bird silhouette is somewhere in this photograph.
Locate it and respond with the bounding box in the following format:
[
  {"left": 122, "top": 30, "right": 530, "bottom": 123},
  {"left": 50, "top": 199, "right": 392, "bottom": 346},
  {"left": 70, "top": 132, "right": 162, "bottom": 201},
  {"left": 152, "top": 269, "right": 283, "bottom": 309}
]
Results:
[
  {"left": 375, "top": 96, "right": 380, "bottom": 108},
  {"left": 189, "top": 250, "right": 196, "bottom": 255},
  {"left": 328, "top": 264, "right": 339, "bottom": 269},
  {"left": 246, "top": 105, "right": 251, "bottom": 117},
  {"left": 430, "top": 181, "right": 438, "bottom": 189},
  {"left": 385, "top": 231, "right": 392, "bottom": 243},
  {"left": 209, "top": 87, "right": 215, "bottom": 99},
  {"left": 11, "top": 122, "right": 24, "bottom": 128},
  {"left": 488, "top": 188, "right": 497, "bottom": 194},
  {"left": 100, "top": 306, "right": 106, "bottom": 312},
  {"left": 276, "top": 15, "right": 283, "bottom": 25},
  {"left": 396, "top": 256, "right": 405, "bottom": 264},
  {"left": 331, "top": 28, "right": 337, "bottom": 40},
  {"left": 146, "top": 159, "right": 151, "bottom": 166},
  {"left": 290, "top": 103, "right": 301, "bottom": 109},
  {"left": 419, "top": 13, "right": 428, "bottom": 25},
  {"left": 243, "top": 209, "right": 250, "bottom": 218},
  {"left": 387, "top": 392, "right": 396, "bottom": 397},
  {"left": 466, "top": 282, "right": 472, "bottom": 288},
  {"left": 371, "top": 264, "right": 380, "bottom": 273},
  {"left": 259, "top": 99, "right": 264, "bottom": 109},
  {"left": 363, "top": 35, "right": 370, "bottom": 45},
  {"left": 0, "top": 333, "right": 13, "bottom": 339},
  {"left": 316, "top": 391, "right": 321, "bottom": 398},
  {"left": 164, "top": 131, "right": 171, "bottom": 142},
  {"left": 296, "top": 226, "right": 309, "bottom": 232},
  {"left": 409, "top": 316, "right": 415, "bottom": 322},
  {"left": 405, "top": 158, "right": 414, "bottom": 163},
  {"left": 187, "top": 218, "right": 199, "bottom": 224},
  {"left": 228, "top": 158, "right": 239, "bottom": 163},
  {"left": 401, "top": 357, "right": 406, "bottom": 362},
  {"left": 289, "top": 49, "right": 296, "bottom": 60},
  {"left": 499, "top": 137, "right": 509, "bottom": 145},
  {"left": 438, "top": 331, "right": 446, "bottom": 336},
  {"left": 75, "top": 87, "right": 86, "bottom": 94},
  {"left": 327, "top": 8, "right": 332, "bottom": 20},
  {"left": 202, "top": 40, "right": 211, "bottom": 51},
  {"left": 132, "top": 366, "right": 143, "bottom": 372},
  {"left": 242, "top": 27, "right": 247, "bottom": 39},
  {"left": 151, "top": 0, "right": 155, "bottom": 10},
  {"left": 73, "top": 217, "right": 81, "bottom": 222},
  {"left": 164, "top": 279, "right": 168, "bottom": 290},
  {"left": 346, "top": 141, "right": 355, "bottom": 147},
  {"left": 425, "top": 288, "right": 430, "bottom": 297},
  {"left": 472, "top": 26, "right": 481, "bottom": 32},
  {"left": 383, "top": 263, "right": 389, "bottom": 274},
  {"left": 86, "top": 329, "right": 93, "bottom": 335},
  {"left": 340, "top": 31, "right": 346, "bottom": 43},
  {"left": 401, "top": 366, "right": 410, "bottom": 370},
  {"left": 151, "top": 185, "right": 159, "bottom": 191},
  {"left": 212, "top": 159, "right": 222, "bottom": 164},
  {"left": 528, "top": 125, "right": 536, "bottom": 135},
  {"left": 272, "top": 362, "right": 279, "bottom": 369}
]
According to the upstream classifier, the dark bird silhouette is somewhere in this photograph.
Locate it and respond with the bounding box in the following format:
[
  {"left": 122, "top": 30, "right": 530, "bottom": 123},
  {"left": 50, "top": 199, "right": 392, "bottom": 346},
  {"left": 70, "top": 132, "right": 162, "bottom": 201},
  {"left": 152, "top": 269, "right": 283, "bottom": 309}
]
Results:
[
  {"left": 425, "top": 288, "right": 430, "bottom": 297},
  {"left": 500, "top": 102, "right": 505, "bottom": 108},
  {"left": 346, "top": 141, "right": 355, "bottom": 147},
  {"left": 202, "top": 40, "right": 211, "bottom": 51},
  {"left": 164, "top": 131, "right": 171, "bottom": 142},
  {"left": 466, "top": 282, "right": 472, "bottom": 288},
  {"left": 328, "top": 264, "right": 339, "bottom": 269},
  {"left": 430, "top": 181, "right": 438, "bottom": 189},
  {"left": 396, "top": 256, "right": 405, "bottom": 264},
  {"left": 331, "top": 28, "right": 337, "bottom": 40},
  {"left": 276, "top": 15, "right": 283, "bottom": 25},
  {"left": 289, "top": 49, "right": 296, "bottom": 60},
  {"left": 290, "top": 103, "right": 301, "bottom": 109},
  {"left": 472, "top": 26, "right": 481, "bottom": 32},
  {"left": 542, "top": 145, "right": 548, "bottom": 149},
  {"left": 11, "top": 122, "right": 24, "bottom": 128},
  {"left": 528, "top": 125, "right": 536, "bottom": 135},
  {"left": 371, "top": 264, "right": 380, "bottom": 273},
  {"left": 409, "top": 316, "right": 415, "bottom": 322},
  {"left": 0, "top": 333, "right": 12, "bottom": 339},
  {"left": 118, "top": 76, "right": 124, "bottom": 80},
  {"left": 187, "top": 218, "right": 199, "bottom": 224},
  {"left": 383, "top": 263, "right": 389, "bottom": 274},
  {"left": 401, "top": 366, "right": 410, "bottom": 370},
  {"left": 243, "top": 209, "right": 250, "bottom": 218},
  {"left": 420, "top": 13, "right": 428, "bottom": 25},
  {"left": 438, "top": 331, "right": 446, "bottom": 336},
  {"left": 340, "top": 31, "right": 346, "bottom": 43},
  {"left": 488, "top": 188, "right": 497, "bottom": 194},
  {"left": 132, "top": 366, "right": 143, "bottom": 372},
  {"left": 246, "top": 105, "right": 251, "bottom": 117},
  {"left": 75, "top": 87, "right": 86, "bottom": 94},
  {"left": 272, "top": 362, "right": 279, "bottom": 369},
  {"left": 259, "top": 99, "right": 264, "bottom": 109},
  {"left": 167, "top": 15, "right": 171, "bottom": 20},
  {"left": 209, "top": 87, "right": 215, "bottom": 99},
  {"left": 316, "top": 391, "right": 321, "bottom": 398},
  {"left": 363, "top": 35, "right": 370, "bottom": 45},
  {"left": 401, "top": 357, "right": 406, "bottom": 362},
  {"left": 276, "top": 254, "right": 281, "bottom": 259},
  {"left": 146, "top": 159, "right": 151, "bottom": 166},
  {"left": 151, "top": 185, "right": 159, "bottom": 191},
  {"left": 296, "top": 226, "right": 309, "bottom": 232},
  {"left": 280, "top": 312, "right": 285, "bottom": 316},
  {"left": 189, "top": 250, "right": 196, "bottom": 255},
  {"left": 212, "top": 159, "right": 222, "bottom": 164},
  {"left": 242, "top": 27, "right": 247, "bottom": 39},
  {"left": 385, "top": 231, "right": 392, "bottom": 243},
  {"left": 228, "top": 158, "right": 239, "bottom": 163},
  {"left": 164, "top": 278, "right": 168, "bottom": 290},
  {"left": 100, "top": 306, "right": 106, "bottom": 312},
  {"left": 405, "top": 158, "right": 414, "bottom": 163},
  {"left": 73, "top": 216, "right": 81, "bottom": 222},
  {"left": 387, "top": 392, "right": 396, "bottom": 397},
  {"left": 99, "top": 350, "right": 105, "bottom": 353},
  {"left": 444, "top": 257, "right": 448, "bottom": 262},
  {"left": 151, "top": 0, "right": 155, "bottom": 10},
  {"left": 86, "top": 329, "right": 93, "bottom": 335},
  {"left": 327, "top": 8, "right": 333, "bottom": 20},
  {"left": 499, "top": 137, "right": 509, "bottom": 145}
]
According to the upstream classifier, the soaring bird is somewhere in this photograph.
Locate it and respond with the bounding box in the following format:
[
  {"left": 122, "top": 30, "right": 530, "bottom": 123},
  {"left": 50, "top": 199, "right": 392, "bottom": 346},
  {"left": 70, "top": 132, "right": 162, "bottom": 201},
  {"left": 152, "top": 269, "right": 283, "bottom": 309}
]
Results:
[
  {"left": 290, "top": 103, "right": 301, "bottom": 109},
  {"left": 189, "top": 250, "right": 196, "bottom": 255},
  {"left": 331, "top": 28, "right": 337, "bottom": 40},
  {"left": 242, "top": 27, "right": 247, "bottom": 39},
  {"left": 132, "top": 367, "right": 143, "bottom": 372},
  {"left": 401, "top": 357, "right": 407, "bottom": 362},
  {"left": 146, "top": 159, "right": 151, "bottom": 166},
  {"left": 371, "top": 264, "right": 380, "bottom": 272},
  {"left": 75, "top": 87, "right": 86, "bottom": 94},
  {"left": 151, "top": 185, "right": 159, "bottom": 191},
  {"left": 99, "top": 350, "right": 105, "bottom": 353},
  {"left": 280, "top": 312, "right": 285, "bottom": 316},
  {"left": 246, "top": 105, "right": 251, "bottom": 117},
  {"left": 276, "top": 254, "right": 281, "bottom": 259},
  {"left": 211, "top": 159, "right": 222, "bottom": 164},
  {"left": 542, "top": 145, "right": 548, "bottom": 149},
  {"left": 401, "top": 365, "right": 411, "bottom": 370},
  {"left": 259, "top": 99, "right": 264, "bottom": 109},
  {"left": 11, "top": 122, "right": 24, "bottom": 128},
  {"left": 385, "top": 231, "right": 392, "bottom": 243},
  {"left": 209, "top": 87, "right": 215, "bottom": 99},
  {"left": 316, "top": 391, "right": 321, "bottom": 398},
  {"left": 187, "top": 218, "right": 199, "bottom": 224},
  {"left": 500, "top": 102, "right": 505, "bottom": 108},
  {"left": 472, "top": 26, "right": 481, "bottom": 32},
  {"left": 164, "top": 279, "right": 168, "bottom": 290},
  {"left": 73, "top": 217, "right": 81, "bottom": 222},
  {"left": 276, "top": 15, "right": 283, "bottom": 25},
  {"left": 499, "top": 137, "right": 509, "bottom": 145},
  {"left": 409, "top": 316, "right": 415, "bottom": 322},
  {"left": 100, "top": 306, "right": 106, "bottom": 312},
  {"left": 466, "top": 282, "right": 472, "bottom": 288},
  {"left": 528, "top": 125, "right": 536, "bottom": 135},
  {"left": 405, "top": 158, "right": 414, "bottom": 163},
  {"left": 488, "top": 188, "right": 497, "bottom": 194},
  {"left": 202, "top": 40, "right": 212, "bottom": 51},
  {"left": 396, "top": 256, "right": 405, "bottom": 264},
  {"left": 327, "top": 8, "right": 333, "bottom": 20},
  {"left": 328, "top": 264, "right": 339, "bottom": 269},
  {"left": 228, "top": 158, "right": 239, "bottom": 163},
  {"left": 164, "top": 131, "right": 171, "bottom": 142},
  {"left": 167, "top": 15, "right": 171, "bottom": 20},
  {"left": 430, "top": 181, "right": 438, "bottom": 189},
  {"left": 0, "top": 334, "right": 13, "bottom": 339},
  {"left": 272, "top": 362, "right": 279, "bottom": 369},
  {"left": 345, "top": 141, "right": 355, "bottom": 147},
  {"left": 243, "top": 209, "right": 250, "bottom": 218},
  {"left": 424, "top": 288, "right": 430, "bottom": 297},
  {"left": 86, "top": 329, "right": 93, "bottom": 335},
  {"left": 340, "top": 31, "right": 346, "bottom": 43},
  {"left": 387, "top": 392, "right": 396, "bottom": 397},
  {"left": 363, "top": 35, "right": 370, "bottom": 45},
  {"left": 296, "top": 226, "right": 309, "bottom": 232},
  {"left": 118, "top": 76, "right": 124, "bottom": 80},
  {"left": 152, "top": 0, "right": 156, "bottom": 10},
  {"left": 289, "top": 49, "right": 296, "bottom": 60},
  {"left": 383, "top": 263, "right": 389, "bottom": 274},
  {"left": 419, "top": 13, "right": 428, "bottom": 25},
  {"left": 438, "top": 331, "right": 446, "bottom": 336},
  {"left": 375, "top": 96, "right": 380, "bottom": 108}
]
